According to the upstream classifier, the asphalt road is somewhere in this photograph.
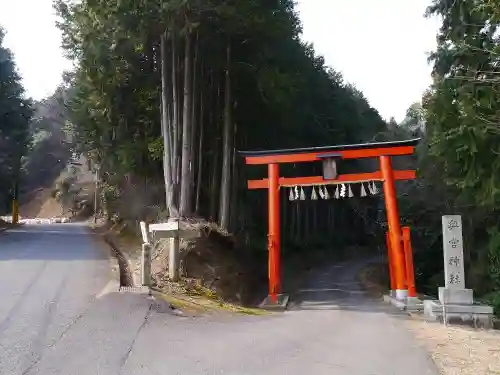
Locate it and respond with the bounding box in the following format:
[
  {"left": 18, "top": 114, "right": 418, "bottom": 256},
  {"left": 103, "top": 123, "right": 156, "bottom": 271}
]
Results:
[
  {"left": 119, "top": 260, "right": 439, "bottom": 375},
  {"left": 0, "top": 223, "right": 112, "bottom": 374},
  {"left": 0, "top": 224, "right": 439, "bottom": 375}
]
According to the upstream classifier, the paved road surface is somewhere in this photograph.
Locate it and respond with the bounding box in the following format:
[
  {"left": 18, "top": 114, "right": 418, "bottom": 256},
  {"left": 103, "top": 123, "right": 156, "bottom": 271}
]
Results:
[
  {"left": 119, "top": 260, "right": 439, "bottom": 375},
  {"left": 0, "top": 224, "right": 438, "bottom": 375},
  {"left": 0, "top": 223, "right": 111, "bottom": 374}
]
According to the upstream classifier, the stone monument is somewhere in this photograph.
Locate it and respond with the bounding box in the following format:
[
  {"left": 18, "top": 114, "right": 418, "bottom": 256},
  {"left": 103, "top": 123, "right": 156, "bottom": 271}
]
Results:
[{"left": 423, "top": 215, "right": 494, "bottom": 328}]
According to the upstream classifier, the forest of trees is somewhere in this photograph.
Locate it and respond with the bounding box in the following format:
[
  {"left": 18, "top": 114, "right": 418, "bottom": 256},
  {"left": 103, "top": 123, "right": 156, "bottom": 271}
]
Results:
[
  {"left": 23, "top": 87, "right": 73, "bottom": 192},
  {"left": 2, "top": 0, "right": 500, "bottom": 311},
  {"left": 53, "top": 0, "right": 387, "bottom": 246},
  {"left": 0, "top": 27, "right": 72, "bottom": 213},
  {"left": 407, "top": 0, "right": 500, "bottom": 310},
  {"left": 0, "top": 27, "right": 32, "bottom": 214}
]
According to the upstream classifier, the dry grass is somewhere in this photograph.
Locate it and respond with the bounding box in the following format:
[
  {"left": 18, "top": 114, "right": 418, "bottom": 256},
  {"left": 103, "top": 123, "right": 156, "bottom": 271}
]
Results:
[
  {"left": 150, "top": 219, "right": 259, "bottom": 306},
  {"left": 19, "top": 158, "right": 95, "bottom": 220},
  {"left": 356, "top": 261, "right": 500, "bottom": 375},
  {"left": 150, "top": 287, "right": 268, "bottom": 316},
  {"left": 406, "top": 316, "right": 500, "bottom": 375},
  {"left": 19, "top": 188, "right": 61, "bottom": 218}
]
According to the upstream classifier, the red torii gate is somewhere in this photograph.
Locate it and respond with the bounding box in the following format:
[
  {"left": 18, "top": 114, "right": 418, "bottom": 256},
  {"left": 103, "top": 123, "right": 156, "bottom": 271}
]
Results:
[{"left": 239, "top": 139, "right": 419, "bottom": 307}]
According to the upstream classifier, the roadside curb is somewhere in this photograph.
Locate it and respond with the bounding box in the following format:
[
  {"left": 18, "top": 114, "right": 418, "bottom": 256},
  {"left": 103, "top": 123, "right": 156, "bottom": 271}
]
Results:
[
  {"left": 102, "top": 234, "right": 134, "bottom": 287},
  {"left": 88, "top": 223, "right": 269, "bottom": 316},
  {"left": 88, "top": 226, "right": 126, "bottom": 287}
]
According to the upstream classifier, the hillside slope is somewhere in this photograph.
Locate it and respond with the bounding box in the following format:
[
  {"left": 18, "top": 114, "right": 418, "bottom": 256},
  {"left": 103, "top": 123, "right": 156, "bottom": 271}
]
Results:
[{"left": 19, "top": 156, "right": 95, "bottom": 220}]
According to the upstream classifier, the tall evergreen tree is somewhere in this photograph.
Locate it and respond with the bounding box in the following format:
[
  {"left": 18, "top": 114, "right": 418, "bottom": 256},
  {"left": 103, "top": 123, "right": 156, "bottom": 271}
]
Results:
[
  {"left": 400, "top": 1, "right": 500, "bottom": 305},
  {"left": 0, "top": 26, "right": 33, "bottom": 214}
]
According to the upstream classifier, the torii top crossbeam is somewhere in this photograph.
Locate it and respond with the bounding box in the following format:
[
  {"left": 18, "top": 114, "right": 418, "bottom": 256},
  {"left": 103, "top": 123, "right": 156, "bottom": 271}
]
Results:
[
  {"left": 240, "top": 138, "right": 420, "bottom": 162},
  {"left": 240, "top": 139, "right": 420, "bottom": 189},
  {"left": 239, "top": 138, "right": 420, "bottom": 307}
]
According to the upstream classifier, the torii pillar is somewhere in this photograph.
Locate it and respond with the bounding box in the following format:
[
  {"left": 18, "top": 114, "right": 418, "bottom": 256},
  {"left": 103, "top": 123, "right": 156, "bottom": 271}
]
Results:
[
  {"left": 268, "top": 163, "right": 281, "bottom": 300},
  {"left": 381, "top": 155, "right": 407, "bottom": 300}
]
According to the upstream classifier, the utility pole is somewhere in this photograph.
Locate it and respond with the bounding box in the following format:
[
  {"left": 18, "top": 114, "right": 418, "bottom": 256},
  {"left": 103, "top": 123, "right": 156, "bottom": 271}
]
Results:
[
  {"left": 11, "top": 153, "right": 21, "bottom": 225},
  {"left": 11, "top": 179, "right": 19, "bottom": 224}
]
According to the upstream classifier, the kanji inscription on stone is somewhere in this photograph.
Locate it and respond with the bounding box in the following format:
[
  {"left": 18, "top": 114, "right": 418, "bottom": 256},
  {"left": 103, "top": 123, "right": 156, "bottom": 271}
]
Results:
[
  {"left": 442, "top": 215, "right": 465, "bottom": 289},
  {"left": 448, "top": 273, "right": 460, "bottom": 285}
]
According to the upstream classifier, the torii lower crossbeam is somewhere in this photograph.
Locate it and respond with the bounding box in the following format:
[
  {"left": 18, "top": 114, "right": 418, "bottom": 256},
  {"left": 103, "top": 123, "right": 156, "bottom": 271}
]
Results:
[{"left": 247, "top": 170, "right": 416, "bottom": 189}]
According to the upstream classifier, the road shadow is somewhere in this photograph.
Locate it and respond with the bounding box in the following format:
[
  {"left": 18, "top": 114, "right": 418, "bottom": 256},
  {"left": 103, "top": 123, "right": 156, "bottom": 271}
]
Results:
[{"left": 0, "top": 224, "right": 109, "bottom": 261}]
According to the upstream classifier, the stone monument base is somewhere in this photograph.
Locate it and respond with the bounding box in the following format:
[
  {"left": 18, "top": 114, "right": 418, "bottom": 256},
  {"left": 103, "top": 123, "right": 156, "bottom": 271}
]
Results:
[
  {"left": 439, "top": 287, "right": 473, "bottom": 305},
  {"left": 423, "top": 300, "right": 494, "bottom": 329}
]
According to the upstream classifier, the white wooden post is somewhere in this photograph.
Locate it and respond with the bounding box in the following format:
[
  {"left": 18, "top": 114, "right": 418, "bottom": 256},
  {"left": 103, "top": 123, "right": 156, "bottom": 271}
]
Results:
[
  {"left": 147, "top": 220, "right": 200, "bottom": 282},
  {"left": 169, "top": 234, "right": 180, "bottom": 281},
  {"left": 140, "top": 221, "right": 152, "bottom": 286}
]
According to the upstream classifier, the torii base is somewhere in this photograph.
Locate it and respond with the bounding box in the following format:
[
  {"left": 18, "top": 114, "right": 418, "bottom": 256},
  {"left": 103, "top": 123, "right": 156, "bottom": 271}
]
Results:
[
  {"left": 259, "top": 294, "right": 290, "bottom": 311},
  {"left": 383, "top": 294, "right": 424, "bottom": 312}
]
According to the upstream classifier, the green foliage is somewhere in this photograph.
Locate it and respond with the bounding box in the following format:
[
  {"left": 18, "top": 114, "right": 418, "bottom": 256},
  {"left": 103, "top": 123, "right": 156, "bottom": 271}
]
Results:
[
  {"left": 22, "top": 86, "right": 73, "bottom": 193},
  {"left": 482, "top": 292, "right": 500, "bottom": 315},
  {"left": 488, "top": 226, "right": 500, "bottom": 290},
  {"left": 54, "top": 0, "right": 389, "bottom": 256},
  {"left": 400, "top": 102, "right": 425, "bottom": 135},
  {"left": 425, "top": 0, "right": 500, "bottom": 208},
  {"left": 54, "top": 171, "right": 81, "bottom": 214},
  {"left": 398, "top": 0, "right": 500, "bottom": 302},
  {"left": 100, "top": 183, "right": 120, "bottom": 222},
  {"left": 0, "top": 26, "right": 33, "bottom": 213}
]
